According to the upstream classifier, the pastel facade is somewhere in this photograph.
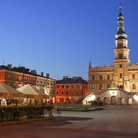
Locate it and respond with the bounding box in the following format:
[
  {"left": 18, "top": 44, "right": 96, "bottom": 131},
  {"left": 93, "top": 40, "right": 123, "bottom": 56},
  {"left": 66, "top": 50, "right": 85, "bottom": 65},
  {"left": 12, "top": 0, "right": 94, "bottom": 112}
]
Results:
[
  {"left": 87, "top": 6, "right": 138, "bottom": 105},
  {"left": 56, "top": 76, "right": 88, "bottom": 103},
  {"left": 0, "top": 65, "right": 56, "bottom": 103}
]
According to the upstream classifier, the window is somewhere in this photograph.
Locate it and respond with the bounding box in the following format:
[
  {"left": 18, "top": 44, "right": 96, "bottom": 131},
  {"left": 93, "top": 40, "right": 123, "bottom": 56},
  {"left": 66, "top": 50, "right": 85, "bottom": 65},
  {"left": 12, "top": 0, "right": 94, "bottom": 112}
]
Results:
[
  {"left": 66, "top": 85, "right": 68, "bottom": 88},
  {"left": 24, "top": 77, "right": 27, "bottom": 81},
  {"left": 91, "top": 84, "right": 95, "bottom": 90},
  {"left": 120, "top": 73, "right": 122, "bottom": 78},
  {"left": 107, "top": 84, "right": 110, "bottom": 89},
  {"left": 57, "top": 85, "right": 59, "bottom": 88},
  {"left": 99, "top": 84, "right": 103, "bottom": 90},
  {"left": 107, "top": 75, "right": 110, "bottom": 80},
  {"left": 100, "top": 75, "right": 102, "bottom": 80},
  {"left": 119, "top": 64, "right": 122, "bottom": 68},
  {"left": 132, "top": 84, "right": 136, "bottom": 89},
  {"left": 92, "top": 75, "right": 95, "bottom": 80},
  {"left": 62, "top": 85, "right": 64, "bottom": 88},
  {"left": 57, "top": 92, "right": 58, "bottom": 95},
  {"left": 77, "top": 85, "right": 80, "bottom": 89},
  {"left": 66, "top": 92, "right": 68, "bottom": 95},
  {"left": 119, "top": 54, "right": 123, "bottom": 59},
  {"left": 62, "top": 92, "right": 64, "bottom": 94},
  {"left": 132, "top": 74, "right": 135, "bottom": 79}
]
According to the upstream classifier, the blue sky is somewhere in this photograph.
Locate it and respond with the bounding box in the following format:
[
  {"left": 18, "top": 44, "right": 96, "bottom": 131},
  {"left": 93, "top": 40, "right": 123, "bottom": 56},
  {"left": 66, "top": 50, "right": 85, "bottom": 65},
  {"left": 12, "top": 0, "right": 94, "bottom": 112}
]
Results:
[{"left": 0, "top": 0, "right": 138, "bottom": 80}]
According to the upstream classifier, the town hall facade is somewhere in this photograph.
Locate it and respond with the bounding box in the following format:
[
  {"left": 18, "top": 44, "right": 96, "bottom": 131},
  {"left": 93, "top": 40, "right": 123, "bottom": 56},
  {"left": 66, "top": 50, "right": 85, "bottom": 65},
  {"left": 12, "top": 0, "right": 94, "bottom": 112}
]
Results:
[{"left": 87, "top": 6, "right": 138, "bottom": 105}]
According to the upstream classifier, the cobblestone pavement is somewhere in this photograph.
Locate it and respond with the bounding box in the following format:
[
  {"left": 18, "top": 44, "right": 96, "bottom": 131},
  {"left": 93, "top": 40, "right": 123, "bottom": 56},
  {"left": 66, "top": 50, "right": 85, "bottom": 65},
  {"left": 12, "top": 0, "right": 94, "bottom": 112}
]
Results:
[{"left": 0, "top": 105, "right": 138, "bottom": 138}]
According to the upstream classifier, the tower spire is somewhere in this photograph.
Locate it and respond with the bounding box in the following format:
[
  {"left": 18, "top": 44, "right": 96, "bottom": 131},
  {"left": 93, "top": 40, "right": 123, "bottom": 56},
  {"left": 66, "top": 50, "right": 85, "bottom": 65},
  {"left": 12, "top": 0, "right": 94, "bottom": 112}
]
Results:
[
  {"left": 119, "top": 3, "right": 122, "bottom": 12},
  {"left": 114, "top": 4, "right": 130, "bottom": 61},
  {"left": 115, "top": 3, "right": 127, "bottom": 40}
]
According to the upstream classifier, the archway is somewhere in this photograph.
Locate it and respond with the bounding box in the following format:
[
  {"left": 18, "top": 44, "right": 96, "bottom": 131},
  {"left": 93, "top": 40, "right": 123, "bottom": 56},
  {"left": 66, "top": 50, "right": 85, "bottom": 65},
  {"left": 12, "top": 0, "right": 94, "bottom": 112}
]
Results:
[
  {"left": 120, "top": 97, "right": 125, "bottom": 105},
  {"left": 127, "top": 98, "right": 132, "bottom": 105},
  {"left": 65, "top": 98, "right": 70, "bottom": 103},
  {"left": 110, "top": 96, "right": 117, "bottom": 105},
  {"left": 97, "top": 97, "right": 101, "bottom": 101},
  {"left": 103, "top": 97, "right": 108, "bottom": 105}
]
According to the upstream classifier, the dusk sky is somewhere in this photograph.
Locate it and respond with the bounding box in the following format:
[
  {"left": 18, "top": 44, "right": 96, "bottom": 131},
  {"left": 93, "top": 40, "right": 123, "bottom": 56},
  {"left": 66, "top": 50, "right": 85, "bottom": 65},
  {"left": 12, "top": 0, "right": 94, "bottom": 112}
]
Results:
[{"left": 0, "top": 0, "right": 138, "bottom": 80}]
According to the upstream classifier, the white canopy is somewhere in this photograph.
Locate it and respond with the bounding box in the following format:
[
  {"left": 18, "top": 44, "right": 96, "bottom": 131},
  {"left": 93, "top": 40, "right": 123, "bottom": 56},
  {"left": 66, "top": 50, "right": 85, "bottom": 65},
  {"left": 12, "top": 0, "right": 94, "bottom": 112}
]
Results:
[
  {"left": 0, "top": 83, "right": 23, "bottom": 97},
  {"left": 17, "top": 84, "right": 48, "bottom": 99}
]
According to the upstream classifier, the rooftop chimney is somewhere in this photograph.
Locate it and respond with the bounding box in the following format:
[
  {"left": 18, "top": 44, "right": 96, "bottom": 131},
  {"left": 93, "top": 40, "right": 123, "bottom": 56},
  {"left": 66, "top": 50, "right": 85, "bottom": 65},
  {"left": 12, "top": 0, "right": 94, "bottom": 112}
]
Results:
[
  {"left": 46, "top": 73, "right": 50, "bottom": 78},
  {"left": 7, "top": 64, "right": 12, "bottom": 69},
  {"left": 41, "top": 72, "right": 44, "bottom": 76}
]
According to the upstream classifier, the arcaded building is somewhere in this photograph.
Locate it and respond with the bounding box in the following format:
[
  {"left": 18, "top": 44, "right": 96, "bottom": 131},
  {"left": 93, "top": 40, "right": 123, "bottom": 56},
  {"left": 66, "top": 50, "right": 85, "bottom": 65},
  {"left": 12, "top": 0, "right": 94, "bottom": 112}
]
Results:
[
  {"left": 87, "top": 6, "right": 138, "bottom": 105},
  {"left": 56, "top": 76, "right": 88, "bottom": 103}
]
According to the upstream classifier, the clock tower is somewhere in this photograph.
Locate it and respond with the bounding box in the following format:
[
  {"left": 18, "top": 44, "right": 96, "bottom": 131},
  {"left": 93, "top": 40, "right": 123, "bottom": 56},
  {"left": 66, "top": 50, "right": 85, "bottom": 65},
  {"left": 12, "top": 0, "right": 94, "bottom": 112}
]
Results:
[{"left": 112, "top": 5, "right": 130, "bottom": 91}]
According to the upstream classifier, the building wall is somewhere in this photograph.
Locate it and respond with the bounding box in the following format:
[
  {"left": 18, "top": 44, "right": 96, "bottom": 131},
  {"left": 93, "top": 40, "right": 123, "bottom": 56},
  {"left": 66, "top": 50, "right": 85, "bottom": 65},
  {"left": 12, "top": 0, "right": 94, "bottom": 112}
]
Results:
[
  {"left": 88, "top": 66, "right": 113, "bottom": 93},
  {"left": 56, "top": 77, "right": 88, "bottom": 103},
  {"left": 0, "top": 67, "right": 56, "bottom": 103}
]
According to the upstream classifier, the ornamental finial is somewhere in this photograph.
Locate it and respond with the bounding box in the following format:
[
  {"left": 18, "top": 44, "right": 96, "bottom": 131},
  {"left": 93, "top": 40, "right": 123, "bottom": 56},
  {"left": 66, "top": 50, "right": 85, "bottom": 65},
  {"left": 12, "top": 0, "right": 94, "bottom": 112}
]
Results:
[{"left": 119, "top": 3, "right": 122, "bottom": 12}]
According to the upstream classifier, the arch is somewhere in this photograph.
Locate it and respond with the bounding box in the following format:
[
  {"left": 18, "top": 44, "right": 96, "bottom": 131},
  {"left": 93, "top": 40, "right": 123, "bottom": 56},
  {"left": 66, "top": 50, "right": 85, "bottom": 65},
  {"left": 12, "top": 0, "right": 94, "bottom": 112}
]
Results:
[
  {"left": 110, "top": 96, "right": 117, "bottom": 105},
  {"left": 103, "top": 97, "right": 108, "bottom": 105},
  {"left": 70, "top": 98, "right": 75, "bottom": 103},
  {"left": 119, "top": 85, "right": 123, "bottom": 89},
  {"left": 65, "top": 98, "right": 70, "bottom": 103},
  {"left": 127, "top": 97, "right": 132, "bottom": 105},
  {"left": 120, "top": 97, "right": 125, "bottom": 105},
  {"left": 97, "top": 97, "right": 101, "bottom": 101},
  {"left": 59, "top": 98, "right": 64, "bottom": 103}
]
